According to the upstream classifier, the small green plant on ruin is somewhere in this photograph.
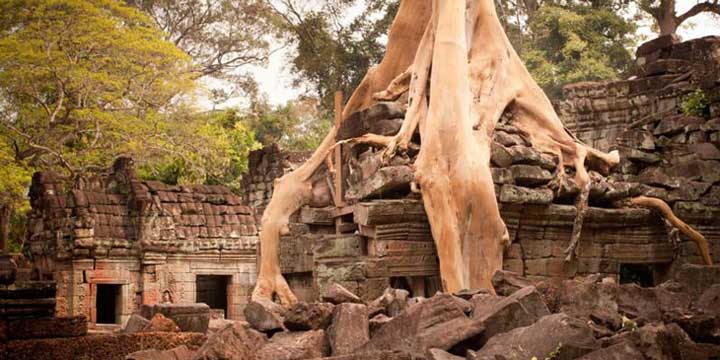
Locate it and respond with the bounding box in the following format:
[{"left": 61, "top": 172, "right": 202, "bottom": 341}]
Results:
[
  {"left": 530, "top": 342, "right": 562, "bottom": 360},
  {"left": 681, "top": 88, "right": 710, "bottom": 118}
]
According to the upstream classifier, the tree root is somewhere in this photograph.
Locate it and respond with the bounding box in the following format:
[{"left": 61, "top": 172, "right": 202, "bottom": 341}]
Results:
[
  {"left": 620, "top": 196, "right": 713, "bottom": 265},
  {"left": 251, "top": 0, "right": 431, "bottom": 305},
  {"left": 564, "top": 182, "right": 590, "bottom": 261}
]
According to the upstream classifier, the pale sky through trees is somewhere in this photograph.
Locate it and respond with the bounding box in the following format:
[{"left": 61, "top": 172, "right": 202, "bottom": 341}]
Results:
[{"left": 202, "top": 1, "right": 720, "bottom": 110}]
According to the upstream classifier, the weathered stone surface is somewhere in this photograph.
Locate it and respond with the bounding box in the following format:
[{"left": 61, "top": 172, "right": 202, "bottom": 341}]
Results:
[
  {"left": 675, "top": 313, "right": 720, "bottom": 344},
  {"left": 469, "top": 313, "right": 598, "bottom": 360},
  {"left": 328, "top": 303, "right": 369, "bottom": 355},
  {"left": 369, "top": 314, "right": 392, "bottom": 336},
  {"left": 243, "top": 299, "right": 285, "bottom": 334},
  {"left": 499, "top": 185, "right": 554, "bottom": 204},
  {"left": 5, "top": 316, "right": 87, "bottom": 339},
  {"left": 471, "top": 286, "right": 550, "bottom": 347},
  {"left": 694, "top": 284, "right": 720, "bottom": 315},
  {"left": 510, "top": 165, "right": 553, "bottom": 187},
  {"left": 368, "top": 288, "right": 410, "bottom": 317},
  {"left": 126, "top": 345, "right": 192, "bottom": 360},
  {"left": 255, "top": 330, "right": 329, "bottom": 360},
  {"left": 6, "top": 332, "right": 206, "bottom": 360},
  {"left": 192, "top": 323, "right": 266, "bottom": 360},
  {"left": 359, "top": 294, "right": 484, "bottom": 358},
  {"left": 491, "top": 270, "right": 533, "bottom": 296},
  {"left": 671, "top": 264, "right": 720, "bottom": 297},
  {"left": 689, "top": 142, "right": 720, "bottom": 160},
  {"left": 636, "top": 34, "right": 680, "bottom": 56},
  {"left": 576, "top": 342, "right": 644, "bottom": 360},
  {"left": 427, "top": 348, "right": 464, "bottom": 360},
  {"left": 322, "top": 283, "right": 364, "bottom": 305},
  {"left": 490, "top": 143, "right": 513, "bottom": 168},
  {"left": 124, "top": 314, "right": 150, "bottom": 334},
  {"left": 317, "top": 350, "right": 413, "bottom": 360},
  {"left": 154, "top": 304, "right": 210, "bottom": 334},
  {"left": 283, "top": 302, "right": 335, "bottom": 331},
  {"left": 143, "top": 313, "right": 180, "bottom": 333}
]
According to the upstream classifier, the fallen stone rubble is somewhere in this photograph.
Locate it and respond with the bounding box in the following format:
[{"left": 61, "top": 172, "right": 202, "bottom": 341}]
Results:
[{"left": 118, "top": 264, "right": 720, "bottom": 360}]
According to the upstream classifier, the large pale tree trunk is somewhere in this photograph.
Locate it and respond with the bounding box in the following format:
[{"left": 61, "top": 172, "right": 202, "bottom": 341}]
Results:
[{"left": 251, "top": 0, "right": 711, "bottom": 303}]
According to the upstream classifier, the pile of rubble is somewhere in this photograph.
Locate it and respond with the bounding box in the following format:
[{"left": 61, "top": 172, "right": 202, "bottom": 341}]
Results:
[{"left": 121, "top": 263, "right": 718, "bottom": 359}]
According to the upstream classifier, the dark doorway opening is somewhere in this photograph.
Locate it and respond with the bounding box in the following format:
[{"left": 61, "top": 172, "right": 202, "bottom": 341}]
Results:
[
  {"left": 619, "top": 263, "right": 655, "bottom": 287},
  {"left": 96, "top": 284, "right": 121, "bottom": 324},
  {"left": 196, "top": 275, "right": 230, "bottom": 317}
]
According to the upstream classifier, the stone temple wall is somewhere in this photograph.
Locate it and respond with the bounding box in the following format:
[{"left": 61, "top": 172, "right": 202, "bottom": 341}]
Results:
[
  {"left": 25, "top": 158, "right": 258, "bottom": 325},
  {"left": 559, "top": 35, "right": 720, "bottom": 152},
  {"left": 23, "top": 36, "right": 720, "bottom": 317}
]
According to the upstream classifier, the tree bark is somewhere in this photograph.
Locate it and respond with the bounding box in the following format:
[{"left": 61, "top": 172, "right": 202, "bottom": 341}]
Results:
[
  {"left": 0, "top": 204, "right": 10, "bottom": 253},
  {"left": 251, "top": 0, "right": 432, "bottom": 304},
  {"left": 252, "top": 0, "right": 710, "bottom": 302}
]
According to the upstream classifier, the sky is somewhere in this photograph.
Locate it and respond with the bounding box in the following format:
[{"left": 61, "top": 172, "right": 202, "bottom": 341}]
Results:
[{"left": 201, "top": 3, "right": 720, "bottom": 110}]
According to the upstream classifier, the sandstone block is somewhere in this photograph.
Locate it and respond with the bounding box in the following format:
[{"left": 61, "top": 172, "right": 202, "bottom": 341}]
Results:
[
  {"left": 283, "top": 302, "right": 335, "bottom": 331},
  {"left": 328, "top": 303, "right": 370, "bottom": 355},
  {"left": 255, "top": 329, "right": 329, "bottom": 360}
]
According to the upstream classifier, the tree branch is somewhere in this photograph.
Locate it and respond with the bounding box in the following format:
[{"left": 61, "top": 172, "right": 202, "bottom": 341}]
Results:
[{"left": 677, "top": 1, "right": 720, "bottom": 26}]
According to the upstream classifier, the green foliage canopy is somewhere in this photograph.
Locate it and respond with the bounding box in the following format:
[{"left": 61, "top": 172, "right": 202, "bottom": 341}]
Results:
[{"left": 522, "top": 2, "right": 638, "bottom": 98}]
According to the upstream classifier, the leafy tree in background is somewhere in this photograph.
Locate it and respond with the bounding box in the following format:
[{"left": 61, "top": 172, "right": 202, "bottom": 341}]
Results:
[
  {"left": 137, "top": 108, "right": 260, "bottom": 191},
  {"left": 0, "top": 0, "right": 260, "bottom": 250},
  {"left": 637, "top": 0, "right": 720, "bottom": 36},
  {"left": 521, "top": 1, "right": 638, "bottom": 98},
  {"left": 239, "top": 96, "right": 330, "bottom": 151},
  {"left": 268, "top": 0, "right": 398, "bottom": 115},
  {"left": 127, "top": 0, "right": 278, "bottom": 96},
  {"left": 0, "top": 139, "right": 32, "bottom": 252}
]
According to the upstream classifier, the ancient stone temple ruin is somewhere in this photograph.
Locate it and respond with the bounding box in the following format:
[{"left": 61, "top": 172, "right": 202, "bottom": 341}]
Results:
[
  {"left": 21, "top": 36, "right": 720, "bottom": 328},
  {"left": 272, "top": 35, "right": 720, "bottom": 301},
  {"left": 25, "top": 157, "right": 259, "bottom": 325}
]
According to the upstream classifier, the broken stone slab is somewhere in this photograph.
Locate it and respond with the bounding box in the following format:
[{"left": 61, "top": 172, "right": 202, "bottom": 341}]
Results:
[
  {"left": 327, "top": 303, "right": 370, "bottom": 356},
  {"left": 556, "top": 280, "right": 691, "bottom": 327},
  {"left": 490, "top": 143, "right": 513, "bottom": 168},
  {"left": 427, "top": 348, "right": 464, "bottom": 360},
  {"left": 668, "top": 181, "right": 712, "bottom": 202},
  {"left": 506, "top": 145, "right": 557, "bottom": 170},
  {"left": 470, "top": 286, "right": 550, "bottom": 347},
  {"left": 243, "top": 299, "right": 285, "bottom": 334},
  {"left": 369, "top": 314, "right": 392, "bottom": 337},
  {"left": 636, "top": 33, "right": 681, "bottom": 57},
  {"left": 653, "top": 115, "right": 703, "bottom": 136},
  {"left": 192, "top": 322, "right": 266, "bottom": 360},
  {"left": 490, "top": 168, "right": 513, "bottom": 185},
  {"left": 469, "top": 313, "right": 598, "bottom": 360},
  {"left": 694, "top": 284, "right": 720, "bottom": 316},
  {"left": 143, "top": 313, "right": 181, "bottom": 333},
  {"left": 322, "top": 283, "right": 364, "bottom": 305},
  {"left": 317, "top": 350, "right": 414, "bottom": 360},
  {"left": 491, "top": 270, "right": 534, "bottom": 296},
  {"left": 498, "top": 184, "right": 554, "bottom": 204},
  {"left": 675, "top": 313, "right": 720, "bottom": 345},
  {"left": 123, "top": 314, "right": 150, "bottom": 334},
  {"left": 283, "top": 302, "right": 335, "bottom": 331},
  {"left": 626, "top": 148, "right": 662, "bottom": 164},
  {"left": 255, "top": 329, "right": 329, "bottom": 360},
  {"left": 689, "top": 143, "right": 720, "bottom": 160},
  {"left": 346, "top": 166, "right": 414, "bottom": 201},
  {"left": 337, "top": 102, "right": 404, "bottom": 141},
  {"left": 368, "top": 288, "right": 410, "bottom": 318},
  {"left": 510, "top": 164, "right": 553, "bottom": 187},
  {"left": 575, "top": 341, "right": 644, "bottom": 360},
  {"left": 126, "top": 345, "right": 192, "bottom": 360},
  {"left": 671, "top": 263, "right": 720, "bottom": 298},
  {"left": 359, "top": 293, "right": 484, "bottom": 358},
  {"left": 637, "top": 166, "right": 680, "bottom": 189},
  {"left": 153, "top": 303, "right": 210, "bottom": 333},
  {"left": 4, "top": 315, "right": 87, "bottom": 339}
]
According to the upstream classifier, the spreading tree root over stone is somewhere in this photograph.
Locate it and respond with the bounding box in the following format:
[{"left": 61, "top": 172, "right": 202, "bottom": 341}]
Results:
[{"left": 252, "top": 0, "right": 712, "bottom": 304}]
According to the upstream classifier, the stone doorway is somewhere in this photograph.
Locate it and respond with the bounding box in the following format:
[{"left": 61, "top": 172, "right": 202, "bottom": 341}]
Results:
[
  {"left": 96, "top": 284, "right": 122, "bottom": 324},
  {"left": 196, "top": 275, "right": 230, "bottom": 318}
]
